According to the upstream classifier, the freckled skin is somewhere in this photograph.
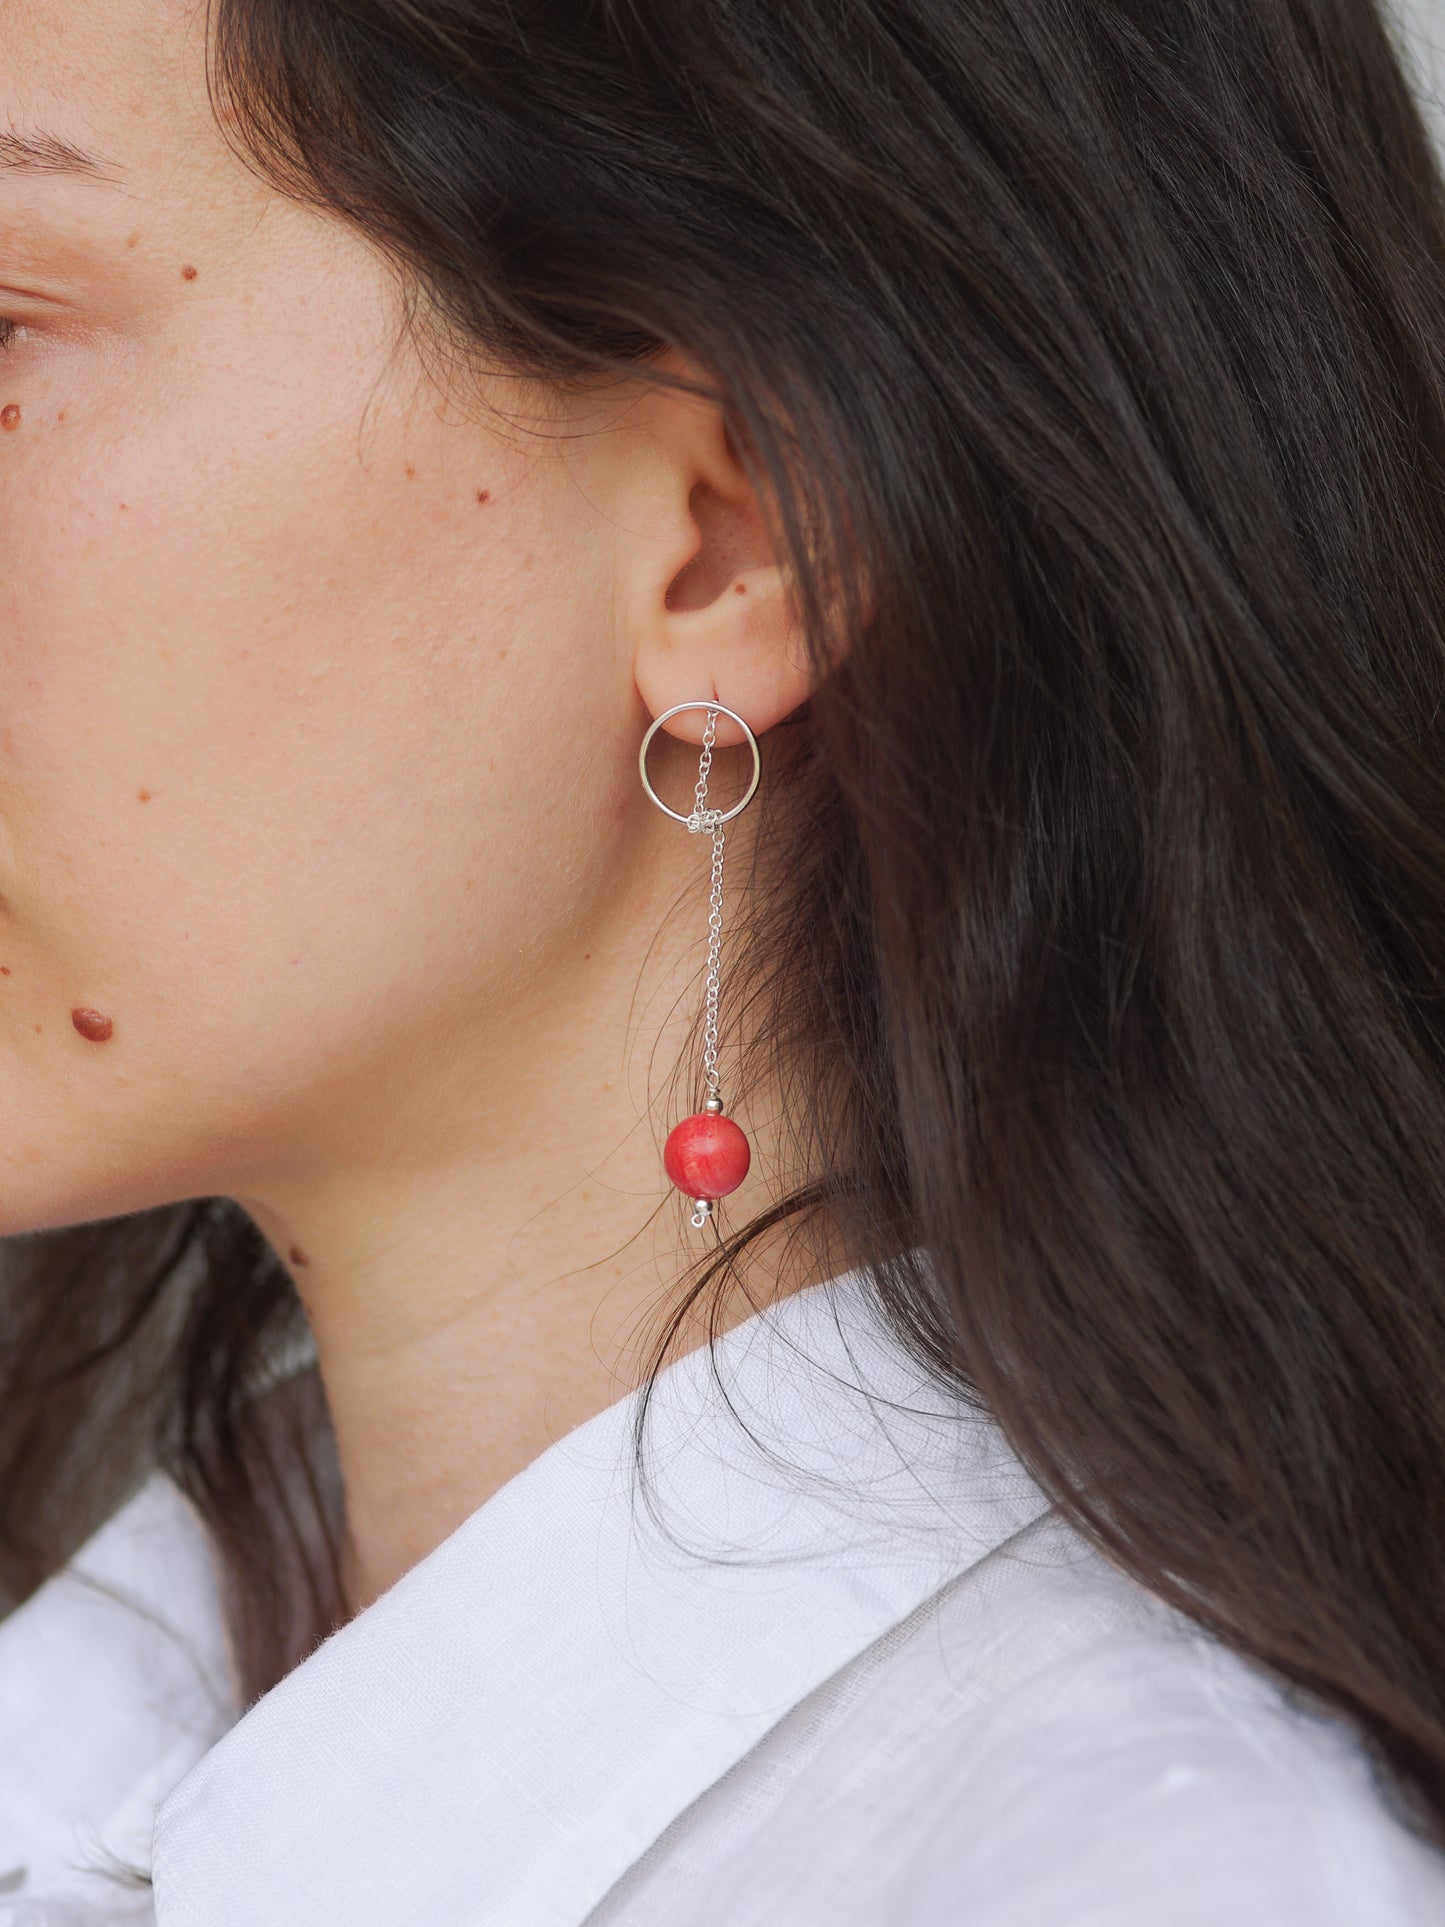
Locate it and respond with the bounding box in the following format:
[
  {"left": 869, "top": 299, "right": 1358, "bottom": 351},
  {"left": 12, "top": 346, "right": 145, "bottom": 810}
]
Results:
[
  {"left": 0, "top": 967, "right": 10, "bottom": 977},
  {"left": 136, "top": 789, "right": 151, "bottom": 802},
  {"left": 71, "top": 1007, "right": 115, "bottom": 1042},
  {"left": 476, "top": 490, "right": 491, "bottom": 505},
  {"left": 0, "top": 405, "right": 20, "bottom": 432}
]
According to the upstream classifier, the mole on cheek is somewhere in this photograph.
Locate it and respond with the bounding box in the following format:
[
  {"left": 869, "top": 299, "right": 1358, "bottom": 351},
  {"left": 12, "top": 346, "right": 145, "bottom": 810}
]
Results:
[
  {"left": 0, "top": 405, "right": 20, "bottom": 433},
  {"left": 288, "top": 1245, "right": 311, "bottom": 1268},
  {"left": 181, "top": 263, "right": 198, "bottom": 281},
  {"left": 71, "top": 1007, "right": 114, "bottom": 1043}
]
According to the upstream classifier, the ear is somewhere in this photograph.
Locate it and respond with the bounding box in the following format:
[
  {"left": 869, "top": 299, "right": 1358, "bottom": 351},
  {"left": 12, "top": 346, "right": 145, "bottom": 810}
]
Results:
[{"left": 616, "top": 358, "right": 818, "bottom": 751}]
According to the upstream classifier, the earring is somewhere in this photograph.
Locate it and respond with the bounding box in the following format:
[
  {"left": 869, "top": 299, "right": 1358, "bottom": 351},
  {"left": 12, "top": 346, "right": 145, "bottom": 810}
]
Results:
[{"left": 639, "top": 700, "right": 762, "bottom": 1229}]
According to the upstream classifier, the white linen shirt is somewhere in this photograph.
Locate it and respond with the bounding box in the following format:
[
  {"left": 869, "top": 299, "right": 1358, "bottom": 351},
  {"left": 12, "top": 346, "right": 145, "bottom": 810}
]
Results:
[{"left": 0, "top": 1265, "right": 1442, "bottom": 1925}]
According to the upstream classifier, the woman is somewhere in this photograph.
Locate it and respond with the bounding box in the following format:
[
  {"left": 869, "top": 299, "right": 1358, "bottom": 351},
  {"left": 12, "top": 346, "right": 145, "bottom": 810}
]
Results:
[{"left": 0, "top": 0, "right": 1443, "bottom": 1918}]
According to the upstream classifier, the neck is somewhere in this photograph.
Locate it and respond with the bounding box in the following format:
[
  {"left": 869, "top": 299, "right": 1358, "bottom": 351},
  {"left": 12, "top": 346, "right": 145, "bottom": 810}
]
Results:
[{"left": 232, "top": 816, "right": 840, "bottom": 1610}]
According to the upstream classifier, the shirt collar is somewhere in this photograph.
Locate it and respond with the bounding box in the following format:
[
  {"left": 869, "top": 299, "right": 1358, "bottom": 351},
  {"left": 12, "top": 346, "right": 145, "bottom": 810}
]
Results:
[{"left": 153, "top": 1264, "right": 1049, "bottom": 1927}]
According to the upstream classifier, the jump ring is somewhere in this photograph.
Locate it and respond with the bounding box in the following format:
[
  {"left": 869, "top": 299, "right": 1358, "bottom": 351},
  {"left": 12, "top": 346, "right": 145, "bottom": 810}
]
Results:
[{"left": 638, "top": 701, "right": 762, "bottom": 827}]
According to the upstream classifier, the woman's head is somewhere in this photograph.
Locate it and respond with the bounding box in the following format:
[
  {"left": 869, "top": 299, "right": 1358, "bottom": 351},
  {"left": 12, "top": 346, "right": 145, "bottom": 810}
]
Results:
[
  {"left": 5, "top": 0, "right": 1445, "bottom": 1845},
  {"left": 0, "top": 0, "right": 817, "bottom": 1241}
]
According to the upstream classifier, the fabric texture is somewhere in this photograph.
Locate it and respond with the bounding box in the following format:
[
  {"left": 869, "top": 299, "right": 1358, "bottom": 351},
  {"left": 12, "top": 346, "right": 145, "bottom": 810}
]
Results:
[{"left": 0, "top": 1265, "right": 1441, "bottom": 1924}]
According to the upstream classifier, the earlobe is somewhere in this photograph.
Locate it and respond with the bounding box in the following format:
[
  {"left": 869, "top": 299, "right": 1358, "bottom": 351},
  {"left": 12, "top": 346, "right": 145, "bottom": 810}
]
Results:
[{"left": 636, "top": 561, "right": 814, "bottom": 746}]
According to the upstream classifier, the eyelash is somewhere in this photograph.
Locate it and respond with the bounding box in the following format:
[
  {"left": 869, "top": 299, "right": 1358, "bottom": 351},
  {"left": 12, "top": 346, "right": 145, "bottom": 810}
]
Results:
[{"left": 0, "top": 319, "right": 17, "bottom": 352}]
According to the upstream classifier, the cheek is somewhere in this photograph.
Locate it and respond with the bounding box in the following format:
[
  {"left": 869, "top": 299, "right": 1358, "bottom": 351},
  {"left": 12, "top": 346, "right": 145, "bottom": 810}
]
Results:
[
  {"left": 0, "top": 335, "right": 463, "bottom": 893},
  {"left": 0, "top": 346, "right": 620, "bottom": 1163}
]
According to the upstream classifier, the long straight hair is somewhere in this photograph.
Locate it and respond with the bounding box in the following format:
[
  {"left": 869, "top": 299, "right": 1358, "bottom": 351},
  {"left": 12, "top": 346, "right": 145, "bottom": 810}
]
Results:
[{"left": 4, "top": 0, "right": 1445, "bottom": 1845}]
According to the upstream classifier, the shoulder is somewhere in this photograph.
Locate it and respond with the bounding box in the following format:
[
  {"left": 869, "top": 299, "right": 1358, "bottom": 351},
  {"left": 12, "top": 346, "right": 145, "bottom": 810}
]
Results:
[
  {"left": 638, "top": 1508, "right": 1445, "bottom": 1927},
  {"left": 868, "top": 1513, "right": 1445, "bottom": 1925}
]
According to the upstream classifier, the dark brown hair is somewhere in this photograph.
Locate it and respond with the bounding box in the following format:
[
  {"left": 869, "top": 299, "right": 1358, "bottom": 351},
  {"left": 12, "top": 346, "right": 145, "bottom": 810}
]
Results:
[{"left": 4, "top": 0, "right": 1445, "bottom": 1848}]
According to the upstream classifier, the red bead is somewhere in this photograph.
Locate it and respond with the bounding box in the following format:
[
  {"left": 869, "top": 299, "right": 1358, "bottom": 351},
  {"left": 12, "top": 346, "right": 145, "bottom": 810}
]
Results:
[{"left": 663, "top": 1111, "right": 751, "bottom": 1200}]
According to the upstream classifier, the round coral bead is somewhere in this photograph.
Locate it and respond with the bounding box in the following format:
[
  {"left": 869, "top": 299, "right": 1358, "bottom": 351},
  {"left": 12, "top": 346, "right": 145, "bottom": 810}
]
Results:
[{"left": 663, "top": 1111, "right": 751, "bottom": 1200}]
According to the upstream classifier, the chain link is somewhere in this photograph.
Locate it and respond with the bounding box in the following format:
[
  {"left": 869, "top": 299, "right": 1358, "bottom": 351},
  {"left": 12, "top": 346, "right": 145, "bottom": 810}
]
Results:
[
  {"left": 689, "top": 708, "right": 717, "bottom": 828},
  {"left": 685, "top": 708, "right": 727, "bottom": 1103}
]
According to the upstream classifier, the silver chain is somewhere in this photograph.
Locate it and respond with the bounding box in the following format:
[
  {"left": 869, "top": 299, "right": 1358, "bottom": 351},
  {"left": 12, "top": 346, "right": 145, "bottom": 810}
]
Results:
[{"left": 685, "top": 707, "right": 727, "bottom": 1105}]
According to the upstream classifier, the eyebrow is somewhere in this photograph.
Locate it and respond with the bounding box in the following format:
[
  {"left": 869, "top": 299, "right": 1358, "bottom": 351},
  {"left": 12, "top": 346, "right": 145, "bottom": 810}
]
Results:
[{"left": 0, "top": 130, "right": 114, "bottom": 177}]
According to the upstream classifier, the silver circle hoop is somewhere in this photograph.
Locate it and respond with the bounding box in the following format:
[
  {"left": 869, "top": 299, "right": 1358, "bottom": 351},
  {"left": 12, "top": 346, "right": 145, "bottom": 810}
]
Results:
[{"left": 638, "top": 701, "right": 762, "bottom": 826}]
